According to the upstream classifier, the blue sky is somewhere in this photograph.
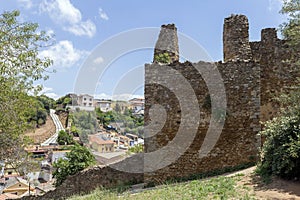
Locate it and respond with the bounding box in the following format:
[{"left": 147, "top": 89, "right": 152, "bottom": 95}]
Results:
[{"left": 0, "top": 0, "right": 285, "bottom": 100}]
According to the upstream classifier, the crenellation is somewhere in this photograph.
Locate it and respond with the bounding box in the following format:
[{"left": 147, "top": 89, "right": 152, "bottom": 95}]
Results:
[
  {"left": 153, "top": 24, "right": 179, "bottom": 64},
  {"left": 145, "top": 14, "right": 300, "bottom": 183},
  {"left": 223, "top": 14, "right": 252, "bottom": 62},
  {"left": 261, "top": 28, "right": 278, "bottom": 44}
]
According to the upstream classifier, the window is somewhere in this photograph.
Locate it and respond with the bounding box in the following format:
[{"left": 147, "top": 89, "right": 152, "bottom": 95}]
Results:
[
  {"left": 84, "top": 98, "right": 86, "bottom": 100},
  {"left": 8, "top": 171, "right": 12, "bottom": 175},
  {"left": 89, "top": 98, "right": 92, "bottom": 101}
]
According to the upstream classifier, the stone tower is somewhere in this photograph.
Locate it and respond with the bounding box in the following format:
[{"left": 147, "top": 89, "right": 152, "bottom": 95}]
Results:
[
  {"left": 153, "top": 24, "right": 179, "bottom": 63},
  {"left": 223, "top": 14, "right": 252, "bottom": 62}
]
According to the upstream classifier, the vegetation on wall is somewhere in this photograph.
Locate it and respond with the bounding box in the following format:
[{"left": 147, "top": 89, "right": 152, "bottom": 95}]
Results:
[{"left": 154, "top": 52, "right": 171, "bottom": 64}]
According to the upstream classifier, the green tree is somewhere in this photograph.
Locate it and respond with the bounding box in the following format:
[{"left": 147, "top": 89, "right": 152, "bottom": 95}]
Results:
[
  {"left": 37, "top": 95, "right": 55, "bottom": 112},
  {"left": 280, "top": 0, "right": 300, "bottom": 48},
  {"left": 257, "top": 115, "right": 300, "bottom": 179},
  {"left": 53, "top": 144, "right": 95, "bottom": 186},
  {"left": 0, "top": 10, "right": 52, "bottom": 166},
  {"left": 114, "top": 103, "right": 121, "bottom": 113},
  {"left": 57, "top": 130, "right": 74, "bottom": 145},
  {"left": 128, "top": 144, "right": 144, "bottom": 154}
]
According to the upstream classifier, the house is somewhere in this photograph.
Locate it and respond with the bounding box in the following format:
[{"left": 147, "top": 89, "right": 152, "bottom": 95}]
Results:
[
  {"left": 117, "top": 135, "right": 131, "bottom": 146},
  {"left": 111, "top": 101, "right": 130, "bottom": 113},
  {"left": 2, "top": 164, "right": 18, "bottom": 178},
  {"left": 125, "top": 133, "right": 138, "bottom": 142},
  {"left": 94, "top": 99, "right": 112, "bottom": 112},
  {"left": 1, "top": 177, "right": 35, "bottom": 197},
  {"left": 34, "top": 183, "right": 55, "bottom": 196},
  {"left": 77, "top": 94, "right": 94, "bottom": 107},
  {"left": 0, "top": 193, "right": 20, "bottom": 200},
  {"left": 88, "top": 134, "right": 115, "bottom": 153},
  {"left": 128, "top": 98, "right": 144, "bottom": 113},
  {"left": 48, "top": 150, "right": 70, "bottom": 164},
  {"left": 67, "top": 94, "right": 95, "bottom": 111}
]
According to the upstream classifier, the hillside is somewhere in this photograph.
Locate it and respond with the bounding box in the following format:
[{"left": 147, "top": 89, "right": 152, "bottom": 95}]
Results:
[
  {"left": 68, "top": 167, "right": 300, "bottom": 200},
  {"left": 25, "top": 116, "right": 56, "bottom": 144}
]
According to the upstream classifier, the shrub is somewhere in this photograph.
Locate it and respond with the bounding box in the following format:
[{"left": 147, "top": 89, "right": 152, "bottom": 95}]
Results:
[
  {"left": 53, "top": 144, "right": 95, "bottom": 186},
  {"left": 57, "top": 130, "right": 74, "bottom": 145},
  {"left": 257, "top": 115, "right": 300, "bottom": 180},
  {"left": 154, "top": 52, "right": 171, "bottom": 64}
]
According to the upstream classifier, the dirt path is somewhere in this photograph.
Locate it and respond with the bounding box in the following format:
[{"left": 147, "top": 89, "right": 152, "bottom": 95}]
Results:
[
  {"left": 25, "top": 116, "right": 56, "bottom": 144},
  {"left": 230, "top": 167, "right": 300, "bottom": 200}
]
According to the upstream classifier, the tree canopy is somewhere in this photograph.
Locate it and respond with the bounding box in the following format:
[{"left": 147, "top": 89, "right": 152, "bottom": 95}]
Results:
[
  {"left": 0, "top": 10, "right": 53, "bottom": 165},
  {"left": 53, "top": 144, "right": 95, "bottom": 186}
]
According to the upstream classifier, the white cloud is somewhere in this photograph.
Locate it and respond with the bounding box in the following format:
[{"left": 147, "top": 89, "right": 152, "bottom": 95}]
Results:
[
  {"left": 45, "top": 28, "right": 55, "bottom": 37},
  {"left": 41, "top": 86, "right": 53, "bottom": 93},
  {"left": 39, "top": 0, "right": 96, "bottom": 37},
  {"left": 268, "top": 0, "right": 283, "bottom": 11},
  {"left": 93, "top": 56, "right": 104, "bottom": 64},
  {"left": 18, "top": 0, "right": 33, "bottom": 9},
  {"left": 99, "top": 8, "right": 109, "bottom": 20},
  {"left": 30, "top": 86, "right": 58, "bottom": 100},
  {"left": 44, "top": 92, "right": 60, "bottom": 100},
  {"left": 39, "top": 40, "right": 88, "bottom": 69}
]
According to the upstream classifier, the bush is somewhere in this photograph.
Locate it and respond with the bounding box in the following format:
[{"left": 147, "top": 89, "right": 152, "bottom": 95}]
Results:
[
  {"left": 57, "top": 130, "right": 74, "bottom": 145},
  {"left": 154, "top": 52, "right": 171, "bottom": 64},
  {"left": 257, "top": 115, "right": 300, "bottom": 180},
  {"left": 53, "top": 144, "right": 95, "bottom": 186}
]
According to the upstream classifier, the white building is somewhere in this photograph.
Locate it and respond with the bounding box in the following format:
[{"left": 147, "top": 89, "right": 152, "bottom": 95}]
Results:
[
  {"left": 94, "top": 99, "right": 112, "bottom": 112},
  {"left": 78, "top": 94, "right": 94, "bottom": 107},
  {"left": 128, "top": 98, "right": 144, "bottom": 113}
]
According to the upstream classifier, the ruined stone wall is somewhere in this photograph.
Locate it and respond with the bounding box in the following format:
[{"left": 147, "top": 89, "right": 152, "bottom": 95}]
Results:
[
  {"left": 223, "top": 15, "right": 252, "bottom": 62},
  {"left": 250, "top": 28, "right": 300, "bottom": 121},
  {"left": 153, "top": 24, "right": 179, "bottom": 63},
  {"left": 22, "top": 157, "right": 144, "bottom": 200},
  {"left": 145, "top": 15, "right": 299, "bottom": 183},
  {"left": 144, "top": 61, "right": 260, "bottom": 182}
]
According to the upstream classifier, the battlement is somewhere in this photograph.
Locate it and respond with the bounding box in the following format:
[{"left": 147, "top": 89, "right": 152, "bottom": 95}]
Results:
[
  {"left": 153, "top": 23, "right": 179, "bottom": 63},
  {"left": 223, "top": 14, "right": 252, "bottom": 62},
  {"left": 144, "top": 14, "right": 300, "bottom": 183}
]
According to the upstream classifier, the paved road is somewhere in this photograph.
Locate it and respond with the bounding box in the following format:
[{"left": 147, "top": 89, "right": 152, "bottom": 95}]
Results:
[{"left": 41, "top": 109, "right": 65, "bottom": 146}]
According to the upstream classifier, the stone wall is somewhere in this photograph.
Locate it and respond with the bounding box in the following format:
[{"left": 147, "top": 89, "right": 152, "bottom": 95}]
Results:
[
  {"left": 22, "top": 156, "right": 144, "bottom": 200},
  {"left": 223, "top": 14, "right": 252, "bottom": 62},
  {"left": 144, "top": 60, "right": 261, "bottom": 182},
  {"left": 250, "top": 28, "right": 300, "bottom": 121},
  {"left": 153, "top": 24, "right": 179, "bottom": 63},
  {"left": 27, "top": 14, "right": 300, "bottom": 199},
  {"left": 144, "top": 14, "right": 299, "bottom": 183}
]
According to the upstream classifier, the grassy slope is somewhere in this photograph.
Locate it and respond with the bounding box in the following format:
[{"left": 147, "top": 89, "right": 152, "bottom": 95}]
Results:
[{"left": 69, "top": 174, "right": 255, "bottom": 200}]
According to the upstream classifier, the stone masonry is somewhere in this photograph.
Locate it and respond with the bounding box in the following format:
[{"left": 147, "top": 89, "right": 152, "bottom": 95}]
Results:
[
  {"left": 144, "top": 14, "right": 300, "bottom": 183},
  {"left": 153, "top": 24, "right": 179, "bottom": 63},
  {"left": 28, "top": 14, "right": 300, "bottom": 199}
]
